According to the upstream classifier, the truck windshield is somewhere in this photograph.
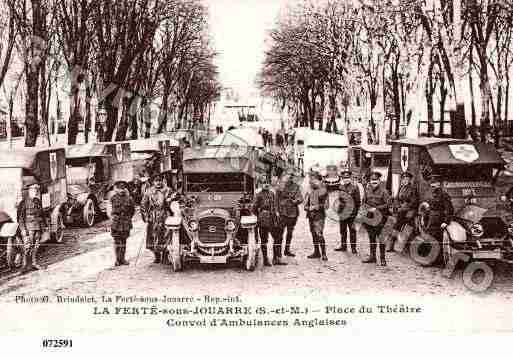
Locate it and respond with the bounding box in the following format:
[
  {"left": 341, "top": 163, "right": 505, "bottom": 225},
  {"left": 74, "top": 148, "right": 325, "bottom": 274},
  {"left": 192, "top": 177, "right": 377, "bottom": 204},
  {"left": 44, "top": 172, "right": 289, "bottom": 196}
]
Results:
[{"left": 186, "top": 173, "right": 246, "bottom": 192}]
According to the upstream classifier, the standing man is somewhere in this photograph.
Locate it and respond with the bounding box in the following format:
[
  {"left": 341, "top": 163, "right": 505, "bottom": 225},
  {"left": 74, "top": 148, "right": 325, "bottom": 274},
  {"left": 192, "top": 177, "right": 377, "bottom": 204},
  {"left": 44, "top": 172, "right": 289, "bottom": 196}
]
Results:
[
  {"left": 110, "top": 180, "right": 136, "bottom": 266},
  {"left": 17, "top": 182, "right": 47, "bottom": 273},
  {"left": 254, "top": 177, "right": 287, "bottom": 266},
  {"left": 388, "top": 171, "right": 418, "bottom": 251},
  {"left": 305, "top": 172, "right": 329, "bottom": 261},
  {"left": 335, "top": 170, "right": 361, "bottom": 254},
  {"left": 141, "top": 174, "right": 174, "bottom": 264},
  {"left": 425, "top": 175, "right": 454, "bottom": 241},
  {"left": 276, "top": 169, "right": 303, "bottom": 257},
  {"left": 362, "top": 171, "right": 390, "bottom": 266}
]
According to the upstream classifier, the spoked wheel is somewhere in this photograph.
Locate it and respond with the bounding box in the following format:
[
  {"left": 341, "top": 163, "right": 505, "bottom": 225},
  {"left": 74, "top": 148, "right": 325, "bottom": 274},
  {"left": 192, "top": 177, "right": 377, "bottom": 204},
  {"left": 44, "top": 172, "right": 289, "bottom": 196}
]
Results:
[
  {"left": 245, "top": 228, "right": 257, "bottom": 271},
  {"left": 82, "top": 199, "right": 96, "bottom": 228}
]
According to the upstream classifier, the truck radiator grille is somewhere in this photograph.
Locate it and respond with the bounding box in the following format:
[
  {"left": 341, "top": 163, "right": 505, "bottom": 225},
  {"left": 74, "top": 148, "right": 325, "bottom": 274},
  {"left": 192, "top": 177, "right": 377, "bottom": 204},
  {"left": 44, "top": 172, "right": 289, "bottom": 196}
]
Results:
[{"left": 198, "top": 216, "right": 226, "bottom": 244}]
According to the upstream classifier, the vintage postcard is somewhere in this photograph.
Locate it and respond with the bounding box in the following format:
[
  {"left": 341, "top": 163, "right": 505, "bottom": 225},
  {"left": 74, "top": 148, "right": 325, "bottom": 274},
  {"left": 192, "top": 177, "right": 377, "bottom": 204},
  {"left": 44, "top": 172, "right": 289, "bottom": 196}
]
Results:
[{"left": 1, "top": 0, "right": 513, "bottom": 351}]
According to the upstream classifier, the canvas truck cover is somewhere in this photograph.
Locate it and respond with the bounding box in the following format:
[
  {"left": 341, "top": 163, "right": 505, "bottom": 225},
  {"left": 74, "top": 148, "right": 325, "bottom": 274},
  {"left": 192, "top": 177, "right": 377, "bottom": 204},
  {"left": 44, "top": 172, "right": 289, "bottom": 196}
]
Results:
[
  {"left": 183, "top": 146, "right": 256, "bottom": 176},
  {"left": 392, "top": 138, "right": 504, "bottom": 166}
]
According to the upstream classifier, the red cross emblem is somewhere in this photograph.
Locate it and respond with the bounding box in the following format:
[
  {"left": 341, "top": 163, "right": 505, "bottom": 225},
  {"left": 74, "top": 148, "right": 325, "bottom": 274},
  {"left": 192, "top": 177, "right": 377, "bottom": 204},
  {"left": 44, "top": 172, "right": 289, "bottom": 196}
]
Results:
[{"left": 449, "top": 144, "right": 479, "bottom": 163}]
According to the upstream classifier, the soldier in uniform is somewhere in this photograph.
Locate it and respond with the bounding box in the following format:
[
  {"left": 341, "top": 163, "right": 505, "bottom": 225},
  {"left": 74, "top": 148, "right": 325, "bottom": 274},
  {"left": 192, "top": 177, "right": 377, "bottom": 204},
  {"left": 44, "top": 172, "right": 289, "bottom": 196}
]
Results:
[
  {"left": 17, "top": 182, "right": 47, "bottom": 273},
  {"left": 276, "top": 169, "right": 304, "bottom": 257},
  {"left": 110, "top": 180, "right": 136, "bottom": 266},
  {"left": 335, "top": 170, "right": 361, "bottom": 253},
  {"left": 388, "top": 171, "right": 418, "bottom": 251},
  {"left": 141, "top": 174, "right": 175, "bottom": 264},
  {"left": 362, "top": 171, "right": 390, "bottom": 266},
  {"left": 253, "top": 176, "right": 287, "bottom": 266},
  {"left": 305, "top": 171, "right": 329, "bottom": 261},
  {"left": 425, "top": 176, "right": 454, "bottom": 241}
]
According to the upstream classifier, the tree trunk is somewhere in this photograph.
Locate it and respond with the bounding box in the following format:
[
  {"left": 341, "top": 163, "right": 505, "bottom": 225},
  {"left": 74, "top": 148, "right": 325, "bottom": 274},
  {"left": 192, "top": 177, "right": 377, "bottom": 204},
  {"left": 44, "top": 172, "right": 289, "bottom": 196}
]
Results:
[
  {"left": 85, "top": 85, "right": 92, "bottom": 143},
  {"left": 142, "top": 99, "right": 151, "bottom": 138},
  {"left": 67, "top": 88, "right": 80, "bottom": 145},
  {"left": 400, "top": 75, "right": 406, "bottom": 128},
  {"left": 426, "top": 65, "right": 435, "bottom": 137},
  {"left": 469, "top": 68, "right": 477, "bottom": 127},
  {"left": 318, "top": 91, "right": 324, "bottom": 131},
  {"left": 439, "top": 79, "right": 448, "bottom": 137},
  {"left": 39, "top": 64, "right": 50, "bottom": 145},
  {"left": 25, "top": 69, "right": 40, "bottom": 147},
  {"left": 479, "top": 54, "right": 492, "bottom": 139},
  {"left": 103, "top": 87, "right": 121, "bottom": 141},
  {"left": 505, "top": 72, "right": 510, "bottom": 125},
  {"left": 115, "top": 97, "right": 131, "bottom": 141},
  {"left": 392, "top": 73, "right": 401, "bottom": 138},
  {"left": 328, "top": 91, "right": 338, "bottom": 133},
  {"left": 129, "top": 97, "right": 138, "bottom": 140},
  {"left": 157, "top": 91, "right": 169, "bottom": 134}
]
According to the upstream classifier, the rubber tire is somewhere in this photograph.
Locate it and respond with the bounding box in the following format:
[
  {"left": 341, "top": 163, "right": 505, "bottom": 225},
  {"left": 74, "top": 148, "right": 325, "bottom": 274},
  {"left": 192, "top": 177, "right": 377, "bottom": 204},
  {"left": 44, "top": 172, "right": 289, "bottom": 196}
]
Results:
[
  {"left": 245, "top": 228, "right": 257, "bottom": 271},
  {"left": 83, "top": 199, "right": 96, "bottom": 228},
  {"left": 409, "top": 235, "right": 440, "bottom": 267},
  {"left": 169, "top": 232, "right": 182, "bottom": 272},
  {"left": 54, "top": 214, "right": 65, "bottom": 243}
]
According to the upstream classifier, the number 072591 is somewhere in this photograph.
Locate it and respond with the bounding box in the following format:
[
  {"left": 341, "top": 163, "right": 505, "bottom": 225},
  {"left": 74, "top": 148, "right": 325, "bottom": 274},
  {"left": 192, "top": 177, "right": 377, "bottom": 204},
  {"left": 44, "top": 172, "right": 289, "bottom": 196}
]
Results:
[{"left": 42, "top": 339, "right": 72, "bottom": 348}]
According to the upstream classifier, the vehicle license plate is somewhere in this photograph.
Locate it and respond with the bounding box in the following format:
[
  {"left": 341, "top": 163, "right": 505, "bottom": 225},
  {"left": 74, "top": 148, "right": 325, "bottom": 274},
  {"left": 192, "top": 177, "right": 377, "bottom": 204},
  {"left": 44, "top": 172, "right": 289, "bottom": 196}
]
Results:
[{"left": 200, "top": 256, "right": 227, "bottom": 264}]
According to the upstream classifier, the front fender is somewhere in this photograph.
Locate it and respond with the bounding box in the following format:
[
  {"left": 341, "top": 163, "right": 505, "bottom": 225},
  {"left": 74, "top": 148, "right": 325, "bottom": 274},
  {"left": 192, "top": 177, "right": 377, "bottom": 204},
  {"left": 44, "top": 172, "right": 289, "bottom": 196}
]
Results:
[
  {"left": 444, "top": 221, "right": 467, "bottom": 243},
  {"left": 0, "top": 222, "right": 19, "bottom": 237}
]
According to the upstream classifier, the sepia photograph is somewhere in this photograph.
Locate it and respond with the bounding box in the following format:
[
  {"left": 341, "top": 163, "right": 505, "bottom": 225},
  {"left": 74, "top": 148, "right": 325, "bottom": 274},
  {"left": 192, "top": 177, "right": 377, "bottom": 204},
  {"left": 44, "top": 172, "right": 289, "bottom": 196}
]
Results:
[{"left": 0, "top": 0, "right": 513, "bottom": 349}]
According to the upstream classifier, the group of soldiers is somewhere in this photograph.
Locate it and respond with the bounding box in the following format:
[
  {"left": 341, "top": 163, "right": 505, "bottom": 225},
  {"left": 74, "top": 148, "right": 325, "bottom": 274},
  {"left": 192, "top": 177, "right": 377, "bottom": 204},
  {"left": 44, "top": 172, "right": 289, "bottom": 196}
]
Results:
[
  {"left": 253, "top": 166, "right": 454, "bottom": 268},
  {"left": 15, "top": 163, "right": 455, "bottom": 272},
  {"left": 108, "top": 173, "right": 176, "bottom": 267},
  {"left": 106, "top": 164, "right": 455, "bottom": 269}
]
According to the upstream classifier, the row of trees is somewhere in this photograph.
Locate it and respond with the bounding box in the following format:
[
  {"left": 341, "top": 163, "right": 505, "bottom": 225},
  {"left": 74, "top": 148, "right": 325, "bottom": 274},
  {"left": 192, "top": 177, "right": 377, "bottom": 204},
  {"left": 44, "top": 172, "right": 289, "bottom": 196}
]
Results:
[
  {"left": 0, "top": 0, "right": 221, "bottom": 146},
  {"left": 259, "top": 0, "right": 513, "bottom": 139}
]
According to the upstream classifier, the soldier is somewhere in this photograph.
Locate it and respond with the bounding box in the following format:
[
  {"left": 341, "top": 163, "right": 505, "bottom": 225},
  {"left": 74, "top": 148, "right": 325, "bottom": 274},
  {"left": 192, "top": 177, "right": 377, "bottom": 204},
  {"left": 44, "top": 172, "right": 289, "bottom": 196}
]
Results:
[
  {"left": 141, "top": 174, "right": 175, "bottom": 264},
  {"left": 17, "top": 181, "right": 47, "bottom": 273},
  {"left": 362, "top": 171, "right": 390, "bottom": 266},
  {"left": 387, "top": 171, "right": 418, "bottom": 252},
  {"left": 425, "top": 176, "right": 454, "bottom": 241},
  {"left": 305, "top": 171, "right": 329, "bottom": 261},
  {"left": 335, "top": 170, "right": 361, "bottom": 253},
  {"left": 110, "top": 180, "right": 136, "bottom": 266},
  {"left": 276, "top": 169, "right": 304, "bottom": 257},
  {"left": 254, "top": 177, "right": 287, "bottom": 266}
]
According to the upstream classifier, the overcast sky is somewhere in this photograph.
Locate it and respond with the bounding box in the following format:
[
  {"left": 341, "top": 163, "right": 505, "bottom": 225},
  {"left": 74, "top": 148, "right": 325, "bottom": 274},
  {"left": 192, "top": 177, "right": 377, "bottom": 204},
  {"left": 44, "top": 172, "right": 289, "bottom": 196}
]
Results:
[{"left": 204, "top": 0, "right": 292, "bottom": 100}]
